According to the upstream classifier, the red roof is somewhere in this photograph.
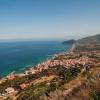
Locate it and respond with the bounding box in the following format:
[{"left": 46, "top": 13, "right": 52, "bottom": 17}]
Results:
[{"left": 20, "top": 83, "right": 28, "bottom": 89}]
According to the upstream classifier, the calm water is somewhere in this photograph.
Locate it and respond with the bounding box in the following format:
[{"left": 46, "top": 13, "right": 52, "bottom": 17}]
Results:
[{"left": 0, "top": 41, "right": 72, "bottom": 78}]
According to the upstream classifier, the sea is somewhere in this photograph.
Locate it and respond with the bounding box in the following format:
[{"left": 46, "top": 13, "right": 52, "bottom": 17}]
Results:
[{"left": 0, "top": 40, "right": 72, "bottom": 78}]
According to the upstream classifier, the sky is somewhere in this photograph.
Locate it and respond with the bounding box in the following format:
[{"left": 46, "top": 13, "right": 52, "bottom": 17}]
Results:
[{"left": 0, "top": 0, "right": 100, "bottom": 40}]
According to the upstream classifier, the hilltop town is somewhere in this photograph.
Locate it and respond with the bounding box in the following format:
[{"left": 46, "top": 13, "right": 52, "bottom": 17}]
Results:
[{"left": 0, "top": 34, "right": 100, "bottom": 100}]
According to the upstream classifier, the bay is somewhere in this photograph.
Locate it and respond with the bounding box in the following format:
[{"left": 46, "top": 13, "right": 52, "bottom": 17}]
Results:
[{"left": 0, "top": 40, "right": 72, "bottom": 78}]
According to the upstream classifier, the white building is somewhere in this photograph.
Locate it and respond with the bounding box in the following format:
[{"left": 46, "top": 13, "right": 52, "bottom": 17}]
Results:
[{"left": 5, "top": 87, "right": 15, "bottom": 94}]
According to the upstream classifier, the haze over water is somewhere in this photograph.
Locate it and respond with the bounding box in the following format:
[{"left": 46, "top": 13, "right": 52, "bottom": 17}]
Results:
[{"left": 0, "top": 41, "right": 72, "bottom": 78}]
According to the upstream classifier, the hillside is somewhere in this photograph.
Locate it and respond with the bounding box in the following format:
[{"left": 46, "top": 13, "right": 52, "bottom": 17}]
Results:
[
  {"left": 73, "top": 34, "right": 100, "bottom": 51},
  {"left": 0, "top": 34, "right": 100, "bottom": 100},
  {"left": 0, "top": 50, "right": 99, "bottom": 100},
  {"left": 62, "top": 39, "right": 76, "bottom": 45}
]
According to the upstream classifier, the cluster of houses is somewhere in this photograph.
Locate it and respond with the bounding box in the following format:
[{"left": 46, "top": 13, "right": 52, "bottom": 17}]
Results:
[
  {"left": 0, "top": 51, "right": 99, "bottom": 100},
  {"left": 0, "top": 73, "right": 15, "bottom": 85},
  {"left": 0, "top": 83, "right": 29, "bottom": 100},
  {"left": 15, "top": 51, "right": 98, "bottom": 75},
  {"left": 0, "top": 74, "right": 29, "bottom": 100},
  {"left": 34, "top": 55, "right": 97, "bottom": 73}
]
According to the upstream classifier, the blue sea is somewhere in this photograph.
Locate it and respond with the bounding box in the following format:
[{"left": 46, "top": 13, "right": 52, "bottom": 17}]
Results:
[{"left": 0, "top": 41, "right": 72, "bottom": 78}]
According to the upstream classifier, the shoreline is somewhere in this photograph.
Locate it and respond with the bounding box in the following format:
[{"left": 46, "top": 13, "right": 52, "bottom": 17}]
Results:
[
  {"left": 0, "top": 34, "right": 99, "bottom": 99},
  {"left": 0, "top": 48, "right": 99, "bottom": 99},
  {"left": 0, "top": 46, "right": 71, "bottom": 81},
  {"left": 0, "top": 40, "right": 70, "bottom": 79}
]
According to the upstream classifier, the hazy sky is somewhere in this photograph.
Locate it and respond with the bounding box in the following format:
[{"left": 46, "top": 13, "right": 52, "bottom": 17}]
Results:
[{"left": 0, "top": 0, "right": 100, "bottom": 40}]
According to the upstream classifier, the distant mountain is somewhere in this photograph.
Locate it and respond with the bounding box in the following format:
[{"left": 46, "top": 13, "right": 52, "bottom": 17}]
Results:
[
  {"left": 73, "top": 34, "right": 100, "bottom": 51},
  {"left": 62, "top": 39, "right": 76, "bottom": 44}
]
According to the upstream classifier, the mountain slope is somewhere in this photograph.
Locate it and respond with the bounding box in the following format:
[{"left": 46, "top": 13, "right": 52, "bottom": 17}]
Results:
[{"left": 73, "top": 34, "right": 100, "bottom": 51}]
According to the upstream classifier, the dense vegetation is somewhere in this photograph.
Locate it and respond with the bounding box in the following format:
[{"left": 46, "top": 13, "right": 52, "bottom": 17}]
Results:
[
  {"left": 17, "top": 65, "right": 81, "bottom": 100},
  {"left": 90, "top": 91, "right": 100, "bottom": 100}
]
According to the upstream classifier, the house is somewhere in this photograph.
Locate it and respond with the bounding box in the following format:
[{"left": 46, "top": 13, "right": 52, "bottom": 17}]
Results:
[
  {"left": 0, "top": 93, "right": 3, "bottom": 100},
  {"left": 20, "top": 83, "right": 28, "bottom": 89},
  {"left": 6, "top": 74, "right": 15, "bottom": 80},
  {"left": 5, "top": 87, "right": 15, "bottom": 94}
]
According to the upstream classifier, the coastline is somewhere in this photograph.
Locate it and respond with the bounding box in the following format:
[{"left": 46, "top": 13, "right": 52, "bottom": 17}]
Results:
[
  {"left": 0, "top": 44, "right": 72, "bottom": 81},
  {"left": 0, "top": 41, "right": 71, "bottom": 79},
  {"left": 0, "top": 39, "right": 99, "bottom": 99}
]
